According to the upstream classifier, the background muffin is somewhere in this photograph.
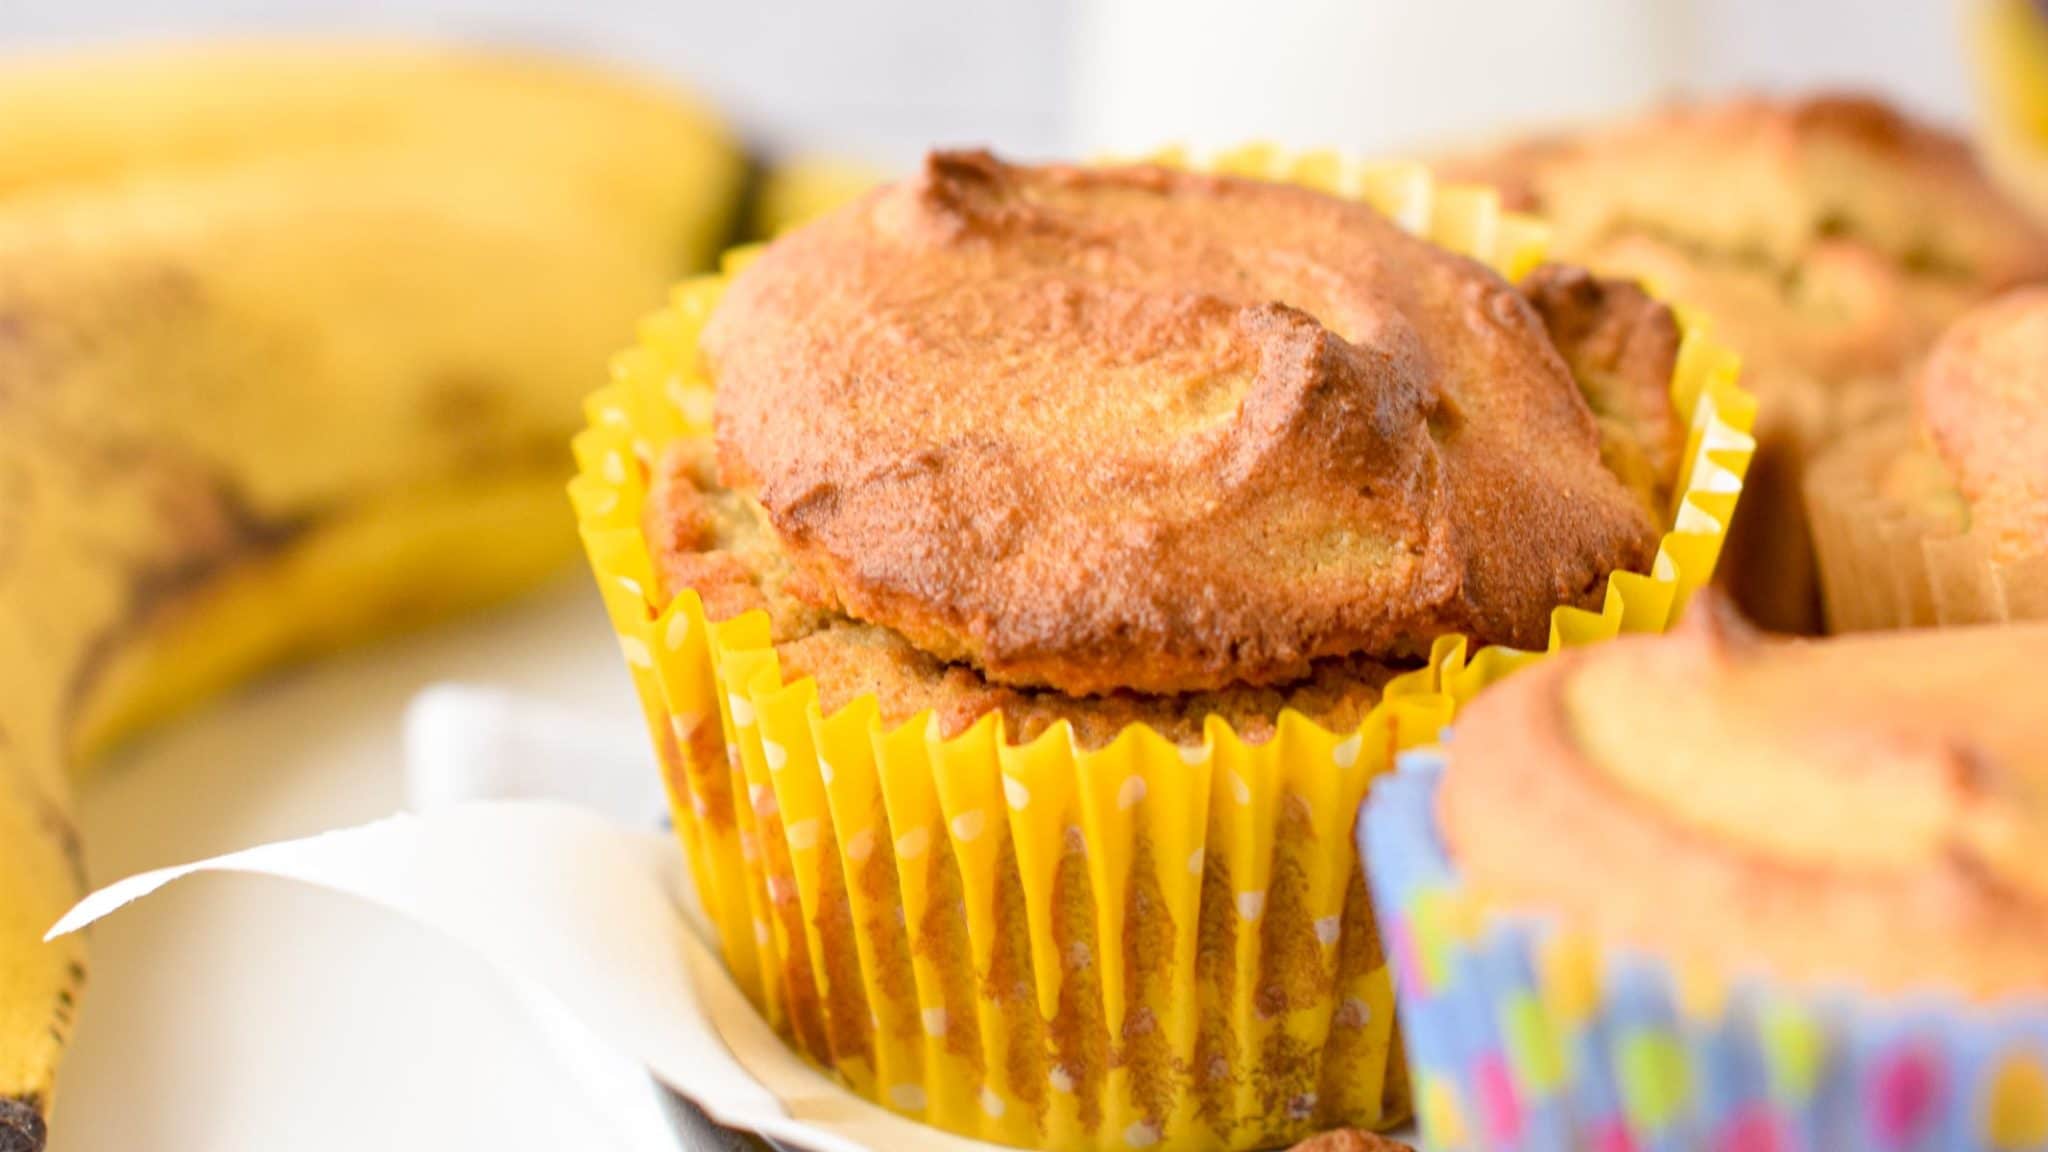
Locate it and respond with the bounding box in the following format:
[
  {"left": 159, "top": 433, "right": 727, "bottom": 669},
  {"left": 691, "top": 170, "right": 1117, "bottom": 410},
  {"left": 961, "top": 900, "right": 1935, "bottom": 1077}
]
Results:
[
  {"left": 1365, "top": 601, "right": 2048, "bottom": 1151},
  {"left": 577, "top": 147, "right": 1750, "bottom": 1152},
  {"left": 1808, "top": 285, "right": 2048, "bottom": 630},
  {"left": 1439, "top": 94, "right": 2048, "bottom": 634}
]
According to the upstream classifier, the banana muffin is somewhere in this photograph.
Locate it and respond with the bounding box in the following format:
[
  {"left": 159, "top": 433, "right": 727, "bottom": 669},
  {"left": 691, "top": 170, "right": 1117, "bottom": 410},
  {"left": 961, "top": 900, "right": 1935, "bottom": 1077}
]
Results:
[
  {"left": 1366, "top": 602, "right": 2048, "bottom": 1150},
  {"left": 1446, "top": 603, "right": 2048, "bottom": 994},
  {"left": 1439, "top": 94, "right": 2048, "bottom": 634},
  {"left": 1808, "top": 285, "right": 2048, "bottom": 629},
  {"left": 581, "top": 148, "right": 1741, "bottom": 1152}
]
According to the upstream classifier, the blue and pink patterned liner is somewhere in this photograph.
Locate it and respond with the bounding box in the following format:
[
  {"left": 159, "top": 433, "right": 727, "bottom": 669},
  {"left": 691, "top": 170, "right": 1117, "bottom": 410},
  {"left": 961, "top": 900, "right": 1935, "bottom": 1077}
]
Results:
[{"left": 1360, "top": 749, "right": 2048, "bottom": 1152}]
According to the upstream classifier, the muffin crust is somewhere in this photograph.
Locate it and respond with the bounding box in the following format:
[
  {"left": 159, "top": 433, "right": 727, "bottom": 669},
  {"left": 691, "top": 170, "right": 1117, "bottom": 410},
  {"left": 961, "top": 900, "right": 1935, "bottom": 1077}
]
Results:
[{"left": 706, "top": 150, "right": 1666, "bottom": 696}]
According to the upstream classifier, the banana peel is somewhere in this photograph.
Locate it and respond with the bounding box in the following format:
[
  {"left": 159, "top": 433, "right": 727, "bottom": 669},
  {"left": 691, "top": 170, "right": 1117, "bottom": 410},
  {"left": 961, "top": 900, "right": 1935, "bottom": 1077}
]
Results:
[{"left": 0, "top": 42, "right": 745, "bottom": 1149}]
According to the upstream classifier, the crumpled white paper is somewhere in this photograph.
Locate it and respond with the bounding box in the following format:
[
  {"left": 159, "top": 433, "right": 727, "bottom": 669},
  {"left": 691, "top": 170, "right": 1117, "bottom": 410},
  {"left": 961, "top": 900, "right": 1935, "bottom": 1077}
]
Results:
[{"left": 50, "top": 685, "right": 1007, "bottom": 1152}]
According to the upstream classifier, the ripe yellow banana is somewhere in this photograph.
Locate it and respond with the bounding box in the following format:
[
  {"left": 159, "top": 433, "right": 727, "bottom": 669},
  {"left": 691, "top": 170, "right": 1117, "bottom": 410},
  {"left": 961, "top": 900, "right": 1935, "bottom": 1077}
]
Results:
[
  {"left": 1972, "top": 0, "right": 2048, "bottom": 223},
  {"left": 0, "top": 42, "right": 744, "bottom": 1149},
  {"left": 749, "top": 156, "right": 881, "bottom": 237}
]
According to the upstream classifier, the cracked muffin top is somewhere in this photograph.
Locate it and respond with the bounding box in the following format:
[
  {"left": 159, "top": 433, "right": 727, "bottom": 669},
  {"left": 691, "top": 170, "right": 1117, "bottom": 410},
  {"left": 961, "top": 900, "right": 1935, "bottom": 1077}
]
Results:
[{"left": 697, "top": 150, "right": 1675, "bottom": 698}]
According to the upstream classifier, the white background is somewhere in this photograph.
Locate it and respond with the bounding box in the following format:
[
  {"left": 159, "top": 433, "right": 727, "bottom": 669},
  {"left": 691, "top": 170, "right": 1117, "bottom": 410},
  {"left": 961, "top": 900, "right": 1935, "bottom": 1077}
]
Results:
[
  {"left": 15, "top": 2, "right": 1989, "bottom": 1149},
  {"left": 0, "top": 0, "right": 1979, "bottom": 164}
]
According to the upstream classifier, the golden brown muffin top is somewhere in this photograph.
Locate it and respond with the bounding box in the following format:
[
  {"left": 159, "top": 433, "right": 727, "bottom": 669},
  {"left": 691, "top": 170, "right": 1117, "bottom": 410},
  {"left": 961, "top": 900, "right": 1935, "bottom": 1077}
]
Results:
[
  {"left": 704, "top": 150, "right": 1664, "bottom": 696},
  {"left": 1440, "top": 598, "right": 2048, "bottom": 999},
  {"left": 1447, "top": 93, "right": 2048, "bottom": 291},
  {"left": 1913, "top": 287, "right": 2048, "bottom": 560}
]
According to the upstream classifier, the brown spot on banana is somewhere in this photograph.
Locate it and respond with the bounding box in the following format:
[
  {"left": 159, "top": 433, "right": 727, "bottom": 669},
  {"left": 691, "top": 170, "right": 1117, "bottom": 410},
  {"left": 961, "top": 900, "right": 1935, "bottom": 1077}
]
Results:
[
  {"left": 0, "top": 1096, "right": 46, "bottom": 1152},
  {"left": 60, "top": 469, "right": 313, "bottom": 758},
  {"left": 31, "top": 791, "right": 83, "bottom": 897}
]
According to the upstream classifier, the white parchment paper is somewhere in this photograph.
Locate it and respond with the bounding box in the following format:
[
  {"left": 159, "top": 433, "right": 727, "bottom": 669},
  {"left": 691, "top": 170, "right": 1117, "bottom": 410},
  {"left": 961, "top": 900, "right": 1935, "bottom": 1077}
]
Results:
[{"left": 51, "top": 686, "right": 1008, "bottom": 1152}]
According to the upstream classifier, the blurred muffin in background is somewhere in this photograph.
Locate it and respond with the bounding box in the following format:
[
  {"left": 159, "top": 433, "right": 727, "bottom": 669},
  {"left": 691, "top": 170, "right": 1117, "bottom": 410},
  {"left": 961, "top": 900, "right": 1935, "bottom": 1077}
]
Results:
[
  {"left": 1439, "top": 94, "right": 2048, "bottom": 633},
  {"left": 1808, "top": 285, "right": 2048, "bottom": 630}
]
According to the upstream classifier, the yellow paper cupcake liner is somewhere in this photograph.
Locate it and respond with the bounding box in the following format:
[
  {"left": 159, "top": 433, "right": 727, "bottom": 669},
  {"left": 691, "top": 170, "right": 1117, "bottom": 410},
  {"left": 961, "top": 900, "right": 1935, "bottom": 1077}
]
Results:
[
  {"left": 570, "top": 146, "right": 1755, "bottom": 1152},
  {"left": 1807, "top": 420, "right": 2048, "bottom": 632}
]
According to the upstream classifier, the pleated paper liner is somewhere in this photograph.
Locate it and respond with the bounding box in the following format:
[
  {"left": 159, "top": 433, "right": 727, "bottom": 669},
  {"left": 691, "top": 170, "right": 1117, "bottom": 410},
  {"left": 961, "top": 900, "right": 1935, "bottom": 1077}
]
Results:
[
  {"left": 1807, "top": 420, "right": 2048, "bottom": 633},
  {"left": 1363, "top": 752, "right": 2048, "bottom": 1152},
  {"left": 569, "top": 147, "right": 1756, "bottom": 1152}
]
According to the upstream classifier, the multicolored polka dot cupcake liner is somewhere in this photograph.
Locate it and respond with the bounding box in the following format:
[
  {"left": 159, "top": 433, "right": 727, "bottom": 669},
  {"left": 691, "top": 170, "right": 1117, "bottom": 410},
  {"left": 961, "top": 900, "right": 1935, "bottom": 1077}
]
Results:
[
  {"left": 572, "top": 149, "right": 1754, "bottom": 1152},
  {"left": 1363, "top": 751, "right": 2048, "bottom": 1152}
]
